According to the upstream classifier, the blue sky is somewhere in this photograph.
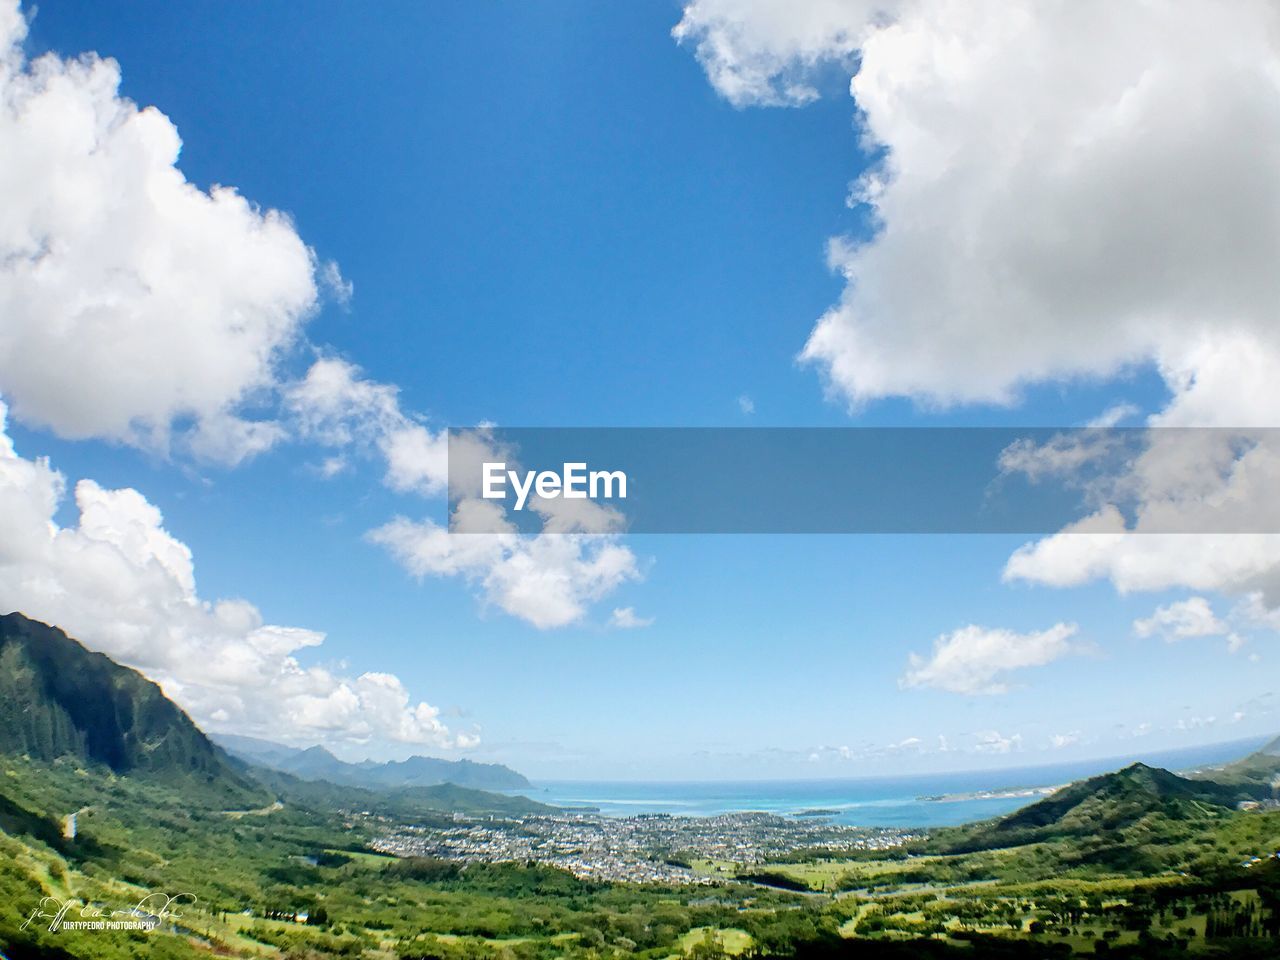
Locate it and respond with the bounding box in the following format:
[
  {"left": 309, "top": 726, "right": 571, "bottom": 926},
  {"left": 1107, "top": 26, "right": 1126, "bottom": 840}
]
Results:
[{"left": 2, "top": 1, "right": 1276, "bottom": 778}]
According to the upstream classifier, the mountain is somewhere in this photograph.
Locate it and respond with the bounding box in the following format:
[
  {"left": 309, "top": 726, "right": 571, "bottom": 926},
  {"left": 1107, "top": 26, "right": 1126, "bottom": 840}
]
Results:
[
  {"left": 1190, "top": 734, "right": 1280, "bottom": 797},
  {"left": 0, "top": 612, "right": 255, "bottom": 798},
  {"left": 935, "top": 762, "right": 1249, "bottom": 855},
  {"left": 246, "top": 765, "right": 556, "bottom": 819},
  {"left": 213, "top": 733, "right": 532, "bottom": 790},
  {"left": 997, "top": 762, "right": 1245, "bottom": 832},
  {"left": 212, "top": 731, "right": 305, "bottom": 768}
]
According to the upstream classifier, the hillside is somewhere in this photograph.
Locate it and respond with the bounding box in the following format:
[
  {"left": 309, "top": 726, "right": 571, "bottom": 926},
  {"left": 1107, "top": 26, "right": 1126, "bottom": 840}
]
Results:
[
  {"left": 0, "top": 613, "right": 555, "bottom": 821},
  {"left": 214, "top": 733, "right": 532, "bottom": 790},
  {"left": 0, "top": 612, "right": 260, "bottom": 802},
  {"left": 1191, "top": 734, "right": 1280, "bottom": 797},
  {"left": 932, "top": 762, "right": 1250, "bottom": 858}
]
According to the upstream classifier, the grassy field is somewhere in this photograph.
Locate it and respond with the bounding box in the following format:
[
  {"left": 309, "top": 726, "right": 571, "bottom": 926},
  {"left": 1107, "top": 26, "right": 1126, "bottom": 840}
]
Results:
[{"left": 677, "top": 926, "right": 754, "bottom": 955}]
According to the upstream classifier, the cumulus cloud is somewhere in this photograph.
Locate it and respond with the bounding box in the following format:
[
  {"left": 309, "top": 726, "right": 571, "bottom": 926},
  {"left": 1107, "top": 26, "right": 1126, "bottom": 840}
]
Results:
[
  {"left": 679, "top": 0, "right": 1280, "bottom": 611},
  {"left": 0, "top": 4, "right": 340, "bottom": 463},
  {"left": 283, "top": 363, "right": 640, "bottom": 629},
  {"left": 369, "top": 513, "right": 638, "bottom": 630},
  {"left": 679, "top": 0, "right": 1280, "bottom": 626},
  {"left": 674, "top": 0, "right": 878, "bottom": 107},
  {"left": 680, "top": 0, "right": 1280, "bottom": 416},
  {"left": 1132, "top": 596, "right": 1227, "bottom": 641},
  {"left": 1001, "top": 429, "right": 1280, "bottom": 606},
  {"left": 285, "top": 357, "right": 449, "bottom": 496},
  {"left": 901, "top": 622, "right": 1081, "bottom": 695},
  {"left": 0, "top": 399, "right": 467, "bottom": 749}
]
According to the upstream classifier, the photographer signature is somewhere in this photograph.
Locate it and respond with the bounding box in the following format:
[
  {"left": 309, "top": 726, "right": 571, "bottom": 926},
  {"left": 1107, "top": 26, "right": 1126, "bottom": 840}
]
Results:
[{"left": 21, "top": 892, "right": 196, "bottom": 933}]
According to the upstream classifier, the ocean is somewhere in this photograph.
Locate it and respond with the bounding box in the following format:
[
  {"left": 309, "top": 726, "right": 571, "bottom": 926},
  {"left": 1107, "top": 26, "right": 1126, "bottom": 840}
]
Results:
[{"left": 515, "top": 736, "right": 1269, "bottom": 828}]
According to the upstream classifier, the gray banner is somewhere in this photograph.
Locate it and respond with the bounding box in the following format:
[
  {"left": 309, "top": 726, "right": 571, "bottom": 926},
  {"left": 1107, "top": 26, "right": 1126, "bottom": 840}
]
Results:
[{"left": 446, "top": 427, "right": 1280, "bottom": 534}]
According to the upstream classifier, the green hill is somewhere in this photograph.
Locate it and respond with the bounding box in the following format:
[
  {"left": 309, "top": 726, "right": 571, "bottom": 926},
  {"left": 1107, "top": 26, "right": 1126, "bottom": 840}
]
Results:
[
  {"left": 0, "top": 612, "right": 552, "bottom": 821},
  {"left": 934, "top": 762, "right": 1248, "bottom": 857},
  {"left": 1191, "top": 734, "right": 1280, "bottom": 797},
  {"left": 999, "top": 763, "right": 1245, "bottom": 832},
  {"left": 0, "top": 612, "right": 258, "bottom": 799}
]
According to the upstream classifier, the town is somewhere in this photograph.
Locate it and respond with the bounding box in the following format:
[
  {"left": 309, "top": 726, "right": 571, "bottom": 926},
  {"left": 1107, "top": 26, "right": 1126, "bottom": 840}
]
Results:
[{"left": 368, "top": 810, "right": 921, "bottom": 884}]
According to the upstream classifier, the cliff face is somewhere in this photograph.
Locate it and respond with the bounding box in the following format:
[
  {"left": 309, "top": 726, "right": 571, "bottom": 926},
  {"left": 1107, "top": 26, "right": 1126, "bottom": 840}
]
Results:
[{"left": 0, "top": 612, "right": 241, "bottom": 784}]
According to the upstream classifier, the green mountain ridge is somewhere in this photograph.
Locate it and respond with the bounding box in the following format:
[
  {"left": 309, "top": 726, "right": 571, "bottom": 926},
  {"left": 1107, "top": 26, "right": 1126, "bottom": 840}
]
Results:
[
  {"left": 932, "top": 761, "right": 1257, "bottom": 859},
  {"left": 0, "top": 611, "right": 551, "bottom": 821},
  {"left": 0, "top": 611, "right": 261, "bottom": 804},
  {"left": 1190, "top": 735, "right": 1280, "bottom": 796}
]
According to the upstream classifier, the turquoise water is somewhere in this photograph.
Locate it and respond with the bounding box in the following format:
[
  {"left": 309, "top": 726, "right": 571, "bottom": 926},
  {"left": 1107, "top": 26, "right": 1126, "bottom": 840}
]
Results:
[{"left": 517, "top": 737, "right": 1268, "bottom": 828}]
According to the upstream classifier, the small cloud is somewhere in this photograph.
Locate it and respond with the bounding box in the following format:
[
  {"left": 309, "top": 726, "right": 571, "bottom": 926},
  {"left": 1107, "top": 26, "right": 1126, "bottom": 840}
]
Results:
[
  {"left": 1176, "top": 714, "right": 1217, "bottom": 730},
  {"left": 1049, "top": 731, "right": 1081, "bottom": 749},
  {"left": 1133, "top": 596, "right": 1227, "bottom": 641},
  {"left": 318, "top": 455, "right": 349, "bottom": 478},
  {"left": 610, "top": 606, "right": 654, "bottom": 629},
  {"left": 972, "top": 730, "right": 1022, "bottom": 754},
  {"left": 737, "top": 394, "right": 755, "bottom": 415},
  {"left": 1232, "top": 592, "right": 1280, "bottom": 631},
  {"left": 901, "top": 622, "right": 1081, "bottom": 695},
  {"left": 1086, "top": 403, "right": 1140, "bottom": 428},
  {"left": 321, "top": 260, "right": 354, "bottom": 306}
]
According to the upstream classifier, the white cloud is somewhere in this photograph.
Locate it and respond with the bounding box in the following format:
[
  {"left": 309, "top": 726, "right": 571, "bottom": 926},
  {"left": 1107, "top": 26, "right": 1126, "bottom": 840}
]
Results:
[
  {"left": 679, "top": 0, "right": 1280, "bottom": 613},
  {"left": 369, "top": 515, "right": 638, "bottom": 630},
  {"left": 674, "top": 0, "right": 879, "bottom": 107},
  {"left": 0, "top": 400, "right": 468, "bottom": 749},
  {"left": 680, "top": 1, "right": 1280, "bottom": 418},
  {"left": 901, "top": 622, "right": 1080, "bottom": 695},
  {"left": 0, "top": 1, "right": 641, "bottom": 658},
  {"left": 1132, "top": 596, "right": 1227, "bottom": 641},
  {"left": 972, "top": 729, "right": 1022, "bottom": 755},
  {"left": 1233, "top": 591, "right": 1280, "bottom": 632},
  {"left": 0, "top": 4, "right": 336, "bottom": 463},
  {"left": 609, "top": 606, "right": 654, "bottom": 629},
  {"left": 1049, "top": 731, "right": 1081, "bottom": 750},
  {"left": 1000, "top": 431, "right": 1280, "bottom": 613},
  {"left": 737, "top": 394, "right": 755, "bottom": 415},
  {"left": 1087, "top": 404, "right": 1140, "bottom": 429},
  {"left": 285, "top": 357, "right": 449, "bottom": 496},
  {"left": 1177, "top": 714, "right": 1216, "bottom": 731}
]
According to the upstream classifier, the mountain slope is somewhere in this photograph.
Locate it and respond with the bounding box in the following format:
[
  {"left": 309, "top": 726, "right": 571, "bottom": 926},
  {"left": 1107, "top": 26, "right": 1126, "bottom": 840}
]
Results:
[
  {"left": 1191, "top": 734, "right": 1280, "bottom": 797},
  {"left": 998, "top": 762, "right": 1244, "bottom": 833},
  {"left": 934, "top": 762, "right": 1248, "bottom": 856},
  {"left": 0, "top": 611, "right": 258, "bottom": 799},
  {"left": 214, "top": 733, "right": 532, "bottom": 790}
]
